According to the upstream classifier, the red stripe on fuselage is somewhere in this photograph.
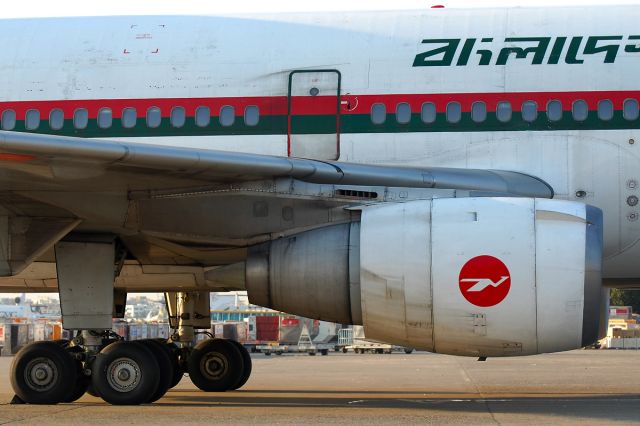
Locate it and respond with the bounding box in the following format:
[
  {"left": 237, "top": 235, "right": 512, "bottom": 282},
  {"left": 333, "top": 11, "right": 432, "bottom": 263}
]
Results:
[{"left": 0, "top": 91, "right": 638, "bottom": 120}]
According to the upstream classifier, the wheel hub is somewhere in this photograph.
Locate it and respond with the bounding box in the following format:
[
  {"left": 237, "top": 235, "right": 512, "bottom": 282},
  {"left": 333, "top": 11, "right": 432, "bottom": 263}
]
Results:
[
  {"left": 200, "top": 352, "right": 228, "bottom": 380},
  {"left": 24, "top": 357, "right": 58, "bottom": 392},
  {"left": 107, "top": 357, "right": 141, "bottom": 393}
]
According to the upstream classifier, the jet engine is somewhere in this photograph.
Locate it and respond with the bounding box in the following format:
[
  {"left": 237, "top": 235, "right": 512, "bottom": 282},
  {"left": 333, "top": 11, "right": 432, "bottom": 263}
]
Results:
[{"left": 244, "top": 198, "right": 606, "bottom": 357}]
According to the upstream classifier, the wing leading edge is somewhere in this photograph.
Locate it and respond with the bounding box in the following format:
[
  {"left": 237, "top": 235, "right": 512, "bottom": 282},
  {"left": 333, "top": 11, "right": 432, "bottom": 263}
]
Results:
[{"left": 0, "top": 131, "right": 553, "bottom": 197}]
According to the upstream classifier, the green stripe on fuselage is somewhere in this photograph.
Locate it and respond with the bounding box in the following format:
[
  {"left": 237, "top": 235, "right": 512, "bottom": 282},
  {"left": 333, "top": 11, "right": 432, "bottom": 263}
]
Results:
[{"left": 5, "top": 111, "right": 639, "bottom": 138}]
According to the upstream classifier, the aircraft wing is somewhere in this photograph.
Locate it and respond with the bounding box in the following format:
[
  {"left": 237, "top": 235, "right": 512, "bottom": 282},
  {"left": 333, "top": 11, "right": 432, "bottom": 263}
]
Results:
[{"left": 0, "top": 131, "right": 553, "bottom": 197}]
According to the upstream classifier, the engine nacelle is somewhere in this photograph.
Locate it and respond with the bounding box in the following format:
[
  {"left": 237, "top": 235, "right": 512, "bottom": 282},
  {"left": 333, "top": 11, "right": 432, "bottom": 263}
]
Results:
[{"left": 245, "top": 198, "right": 606, "bottom": 357}]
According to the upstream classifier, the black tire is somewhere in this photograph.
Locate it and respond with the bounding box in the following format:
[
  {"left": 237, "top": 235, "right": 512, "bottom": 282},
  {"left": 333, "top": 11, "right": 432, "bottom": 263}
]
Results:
[
  {"left": 227, "top": 341, "right": 252, "bottom": 390},
  {"left": 342, "top": 347, "right": 348, "bottom": 354},
  {"left": 153, "top": 339, "right": 183, "bottom": 388},
  {"left": 62, "top": 345, "right": 89, "bottom": 403},
  {"left": 264, "top": 352, "right": 271, "bottom": 356},
  {"left": 321, "top": 349, "right": 329, "bottom": 356},
  {"left": 86, "top": 383, "right": 100, "bottom": 398},
  {"left": 187, "top": 339, "right": 244, "bottom": 392},
  {"left": 10, "top": 341, "right": 78, "bottom": 404},
  {"left": 91, "top": 341, "right": 160, "bottom": 405},
  {"left": 165, "top": 342, "right": 184, "bottom": 389},
  {"left": 63, "top": 367, "right": 89, "bottom": 403},
  {"left": 404, "top": 348, "right": 414, "bottom": 354},
  {"left": 139, "top": 340, "right": 173, "bottom": 403},
  {"left": 308, "top": 352, "right": 316, "bottom": 356}
]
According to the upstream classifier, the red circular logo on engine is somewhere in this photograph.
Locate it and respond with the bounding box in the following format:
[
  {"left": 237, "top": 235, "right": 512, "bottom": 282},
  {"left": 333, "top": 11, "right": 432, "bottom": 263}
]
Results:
[{"left": 459, "top": 255, "right": 511, "bottom": 307}]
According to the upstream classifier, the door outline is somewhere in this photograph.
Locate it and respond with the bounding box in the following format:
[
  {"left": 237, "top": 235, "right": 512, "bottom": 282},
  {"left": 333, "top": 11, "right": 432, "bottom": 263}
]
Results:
[{"left": 287, "top": 69, "right": 342, "bottom": 159}]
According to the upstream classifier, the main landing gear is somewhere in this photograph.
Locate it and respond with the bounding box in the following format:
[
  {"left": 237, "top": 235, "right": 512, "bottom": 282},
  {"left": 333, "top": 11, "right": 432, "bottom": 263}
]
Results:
[{"left": 10, "top": 335, "right": 253, "bottom": 405}]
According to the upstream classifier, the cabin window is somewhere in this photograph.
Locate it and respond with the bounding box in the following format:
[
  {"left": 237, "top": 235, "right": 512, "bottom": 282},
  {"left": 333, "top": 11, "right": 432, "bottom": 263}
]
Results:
[
  {"left": 421, "top": 102, "right": 436, "bottom": 124},
  {"left": 25, "top": 109, "right": 40, "bottom": 130},
  {"left": 572, "top": 100, "right": 588, "bottom": 122},
  {"left": 122, "top": 108, "right": 137, "bottom": 129},
  {"left": 1, "top": 110, "right": 16, "bottom": 130},
  {"left": 623, "top": 99, "right": 639, "bottom": 121},
  {"left": 171, "top": 107, "right": 186, "bottom": 128},
  {"left": 73, "top": 109, "right": 88, "bottom": 129},
  {"left": 147, "top": 107, "right": 161, "bottom": 128},
  {"left": 471, "top": 102, "right": 486, "bottom": 123},
  {"left": 446, "top": 102, "right": 461, "bottom": 123},
  {"left": 244, "top": 105, "right": 259, "bottom": 126},
  {"left": 219, "top": 105, "right": 235, "bottom": 127},
  {"left": 597, "top": 100, "right": 614, "bottom": 121},
  {"left": 547, "top": 100, "right": 562, "bottom": 122},
  {"left": 395, "top": 102, "right": 411, "bottom": 124},
  {"left": 49, "top": 109, "right": 64, "bottom": 130},
  {"left": 371, "top": 103, "right": 386, "bottom": 124},
  {"left": 97, "top": 108, "right": 112, "bottom": 129},
  {"left": 496, "top": 101, "right": 512, "bottom": 123},
  {"left": 521, "top": 101, "right": 538, "bottom": 122},
  {"left": 195, "top": 106, "right": 210, "bottom": 127}
]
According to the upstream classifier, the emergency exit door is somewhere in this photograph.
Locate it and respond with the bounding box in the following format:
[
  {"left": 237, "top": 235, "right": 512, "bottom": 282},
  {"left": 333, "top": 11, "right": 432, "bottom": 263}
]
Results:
[{"left": 288, "top": 70, "right": 341, "bottom": 160}]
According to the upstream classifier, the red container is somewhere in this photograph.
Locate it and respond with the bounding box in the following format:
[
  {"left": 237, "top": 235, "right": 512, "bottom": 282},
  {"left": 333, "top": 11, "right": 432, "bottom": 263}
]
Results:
[{"left": 255, "top": 316, "right": 279, "bottom": 341}]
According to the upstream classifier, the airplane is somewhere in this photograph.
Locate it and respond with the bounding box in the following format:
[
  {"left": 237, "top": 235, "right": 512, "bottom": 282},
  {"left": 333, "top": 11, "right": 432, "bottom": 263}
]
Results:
[{"left": 0, "top": 3, "right": 636, "bottom": 405}]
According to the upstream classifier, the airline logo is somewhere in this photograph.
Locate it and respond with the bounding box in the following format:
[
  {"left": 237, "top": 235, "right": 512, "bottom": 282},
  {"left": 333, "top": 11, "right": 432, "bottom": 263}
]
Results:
[
  {"left": 413, "top": 36, "right": 640, "bottom": 67},
  {"left": 458, "top": 255, "right": 511, "bottom": 307}
]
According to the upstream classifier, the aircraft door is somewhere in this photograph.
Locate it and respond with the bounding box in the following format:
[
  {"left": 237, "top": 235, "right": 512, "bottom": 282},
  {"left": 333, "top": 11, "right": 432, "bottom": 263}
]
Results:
[{"left": 288, "top": 70, "right": 341, "bottom": 160}]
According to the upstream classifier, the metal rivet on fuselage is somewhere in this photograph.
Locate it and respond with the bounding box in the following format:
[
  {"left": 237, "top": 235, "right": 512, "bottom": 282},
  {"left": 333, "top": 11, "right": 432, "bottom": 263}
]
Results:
[{"left": 627, "top": 196, "right": 639, "bottom": 207}]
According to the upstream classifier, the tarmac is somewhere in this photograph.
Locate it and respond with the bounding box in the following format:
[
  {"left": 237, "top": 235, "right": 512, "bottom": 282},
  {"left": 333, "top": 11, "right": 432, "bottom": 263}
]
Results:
[{"left": 1, "top": 349, "right": 640, "bottom": 425}]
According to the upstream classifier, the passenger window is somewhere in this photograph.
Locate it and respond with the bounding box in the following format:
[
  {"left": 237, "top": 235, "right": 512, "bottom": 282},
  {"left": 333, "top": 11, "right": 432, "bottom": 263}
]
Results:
[
  {"left": 521, "top": 101, "right": 538, "bottom": 122},
  {"left": 471, "top": 102, "right": 486, "bottom": 123},
  {"left": 1, "top": 109, "right": 16, "bottom": 130},
  {"left": 421, "top": 102, "right": 436, "bottom": 124},
  {"left": 395, "top": 102, "right": 411, "bottom": 124},
  {"left": 446, "top": 102, "right": 461, "bottom": 123},
  {"left": 496, "top": 101, "right": 512, "bottom": 123},
  {"left": 97, "top": 108, "right": 112, "bottom": 129},
  {"left": 73, "top": 108, "right": 88, "bottom": 129},
  {"left": 547, "top": 100, "right": 563, "bottom": 122},
  {"left": 219, "top": 105, "right": 235, "bottom": 127},
  {"left": 244, "top": 105, "right": 259, "bottom": 126},
  {"left": 121, "top": 108, "right": 137, "bottom": 129},
  {"left": 146, "top": 107, "right": 161, "bottom": 128},
  {"left": 371, "top": 103, "right": 386, "bottom": 125},
  {"left": 171, "top": 107, "right": 186, "bottom": 128},
  {"left": 623, "top": 99, "right": 639, "bottom": 121},
  {"left": 25, "top": 109, "right": 40, "bottom": 130},
  {"left": 597, "top": 100, "right": 614, "bottom": 121},
  {"left": 195, "top": 106, "right": 210, "bottom": 127},
  {"left": 49, "top": 109, "right": 64, "bottom": 130},
  {"left": 572, "top": 100, "right": 588, "bottom": 122}
]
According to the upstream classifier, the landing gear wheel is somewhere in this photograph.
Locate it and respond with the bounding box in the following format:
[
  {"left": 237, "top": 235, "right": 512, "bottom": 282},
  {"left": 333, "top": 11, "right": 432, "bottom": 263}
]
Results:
[
  {"left": 139, "top": 340, "right": 173, "bottom": 403},
  {"left": 187, "top": 339, "right": 244, "bottom": 392},
  {"left": 91, "top": 341, "right": 160, "bottom": 405},
  {"left": 228, "top": 340, "right": 252, "bottom": 390},
  {"left": 62, "top": 345, "right": 89, "bottom": 403},
  {"left": 10, "top": 341, "right": 78, "bottom": 404},
  {"left": 63, "top": 368, "right": 89, "bottom": 403},
  {"left": 404, "top": 348, "right": 414, "bottom": 354},
  {"left": 158, "top": 340, "right": 183, "bottom": 389}
]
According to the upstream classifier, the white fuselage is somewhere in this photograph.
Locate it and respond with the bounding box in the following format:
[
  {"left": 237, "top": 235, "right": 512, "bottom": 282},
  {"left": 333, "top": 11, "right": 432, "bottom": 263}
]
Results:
[{"left": 0, "top": 6, "right": 639, "bottom": 278}]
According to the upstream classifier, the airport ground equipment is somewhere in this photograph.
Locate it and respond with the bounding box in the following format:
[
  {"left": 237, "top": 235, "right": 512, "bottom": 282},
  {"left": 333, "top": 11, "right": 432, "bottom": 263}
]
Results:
[{"left": 338, "top": 327, "right": 414, "bottom": 354}]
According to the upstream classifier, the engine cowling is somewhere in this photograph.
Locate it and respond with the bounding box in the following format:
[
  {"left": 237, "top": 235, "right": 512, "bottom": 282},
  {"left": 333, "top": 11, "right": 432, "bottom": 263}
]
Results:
[{"left": 245, "top": 197, "right": 606, "bottom": 357}]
